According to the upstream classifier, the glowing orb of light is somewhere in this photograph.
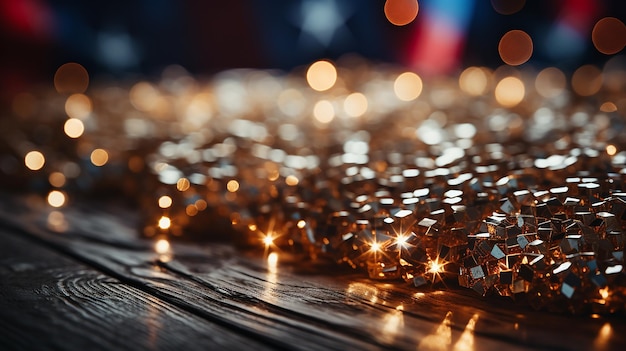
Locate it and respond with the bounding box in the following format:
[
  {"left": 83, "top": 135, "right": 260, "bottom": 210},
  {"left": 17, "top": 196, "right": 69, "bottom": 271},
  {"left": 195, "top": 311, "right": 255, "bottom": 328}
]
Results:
[{"left": 384, "top": 0, "right": 419, "bottom": 26}]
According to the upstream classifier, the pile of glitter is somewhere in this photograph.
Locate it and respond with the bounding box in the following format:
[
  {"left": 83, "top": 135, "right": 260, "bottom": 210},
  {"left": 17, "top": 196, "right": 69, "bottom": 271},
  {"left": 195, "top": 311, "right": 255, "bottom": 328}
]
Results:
[{"left": 4, "top": 59, "right": 626, "bottom": 314}]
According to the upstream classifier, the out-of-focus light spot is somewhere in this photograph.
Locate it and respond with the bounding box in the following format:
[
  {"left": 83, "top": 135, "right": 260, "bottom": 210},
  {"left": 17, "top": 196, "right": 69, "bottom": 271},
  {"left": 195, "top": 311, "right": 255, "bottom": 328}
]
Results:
[
  {"left": 313, "top": 100, "right": 335, "bottom": 123},
  {"left": 63, "top": 162, "right": 80, "bottom": 178},
  {"left": 599, "top": 287, "right": 609, "bottom": 300},
  {"left": 498, "top": 30, "right": 533, "bottom": 66},
  {"left": 606, "top": 145, "right": 617, "bottom": 156},
  {"left": 297, "top": 0, "right": 347, "bottom": 48},
  {"left": 49, "top": 172, "right": 66, "bottom": 187},
  {"left": 592, "top": 17, "right": 626, "bottom": 55},
  {"left": 416, "top": 120, "right": 444, "bottom": 145},
  {"left": 394, "top": 72, "right": 423, "bottom": 101},
  {"left": 158, "top": 216, "right": 171, "bottom": 230},
  {"left": 185, "top": 204, "right": 198, "bottom": 216},
  {"left": 459, "top": 67, "right": 488, "bottom": 96},
  {"left": 344, "top": 140, "right": 369, "bottom": 154},
  {"left": 384, "top": 0, "right": 419, "bottom": 26},
  {"left": 491, "top": 0, "right": 525, "bottom": 15},
  {"left": 344, "top": 92, "right": 368, "bottom": 117},
  {"left": 195, "top": 199, "right": 207, "bottom": 211},
  {"left": 278, "top": 89, "right": 305, "bottom": 117},
  {"left": 63, "top": 118, "right": 85, "bottom": 138},
  {"left": 544, "top": 20, "right": 586, "bottom": 62},
  {"left": 54, "top": 62, "right": 89, "bottom": 94},
  {"left": 129, "top": 82, "right": 160, "bottom": 112},
  {"left": 297, "top": 220, "right": 306, "bottom": 229},
  {"left": 64, "top": 94, "right": 92, "bottom": 120},
  {"left": 572, "top": 65, "right": 602, "bottom": 96},
  {"left": 535, "top": 67, "right": 566, "bottom": 98},
  {"left": 155, "top": 238, "right": 170, "bottom": 254},
  {"left": 90, "top": 149, "right": 109, "bottom": 167},
  {"left": 97, "top": 31, "right": 140, "bottom": 70},
  {"left": 176, "top": 178, "right": 190, "bottom": 192},
  {"left": 227, "top": 179, "right": 240, "bottom": 192},
  {"left": 25, "top": 151, "right": 45, "bottom": 170},
  {"left": 47, "top": 190, "right": 66, "bottom": 208},
  {"left": 454, "top": 123, "right": 477, "bottom": 139},
  {"left": 600, "top": 102, "right": 617, "bottom": 113},
  {"left": 47, "top": 211, "right": 68, "bottom": 233},
  {"left": 495, "top": 76, "right": 524, "bottom": 107},
  {"left": 182, "top": 93, "right": 212, "bottom": 132},
  {"left": 306, "top": 60, "right": 337, "bottom": 92},
  {"left": 158, "top": 195, "right": 172, "bottom": 209},
  {"left": 285, "top": 175, "right": 299, "bottom": 186}
]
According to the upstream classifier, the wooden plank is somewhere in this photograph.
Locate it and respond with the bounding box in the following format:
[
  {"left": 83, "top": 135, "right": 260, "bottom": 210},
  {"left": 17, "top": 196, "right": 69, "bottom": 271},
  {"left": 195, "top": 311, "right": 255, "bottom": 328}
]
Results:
[
  {"left": 0, "top": 228, "right": 271, "bottom": 351},
  {"left": 1, "top": 197, "right": 625, "bottom": 350}
]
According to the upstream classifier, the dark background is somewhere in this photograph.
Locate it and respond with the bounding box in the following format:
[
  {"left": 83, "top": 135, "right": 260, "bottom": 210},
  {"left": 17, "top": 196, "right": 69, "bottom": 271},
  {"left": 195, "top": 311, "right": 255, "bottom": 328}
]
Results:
[{"left": 1, "top": 0, "right": 625, "bottom": 101}]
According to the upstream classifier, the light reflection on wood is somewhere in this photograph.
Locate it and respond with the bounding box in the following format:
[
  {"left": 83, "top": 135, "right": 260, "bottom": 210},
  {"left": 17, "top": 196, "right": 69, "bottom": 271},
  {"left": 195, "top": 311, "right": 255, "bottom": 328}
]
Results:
[{"left": 417, "top": 311, "right": 452, "bottom": 351}]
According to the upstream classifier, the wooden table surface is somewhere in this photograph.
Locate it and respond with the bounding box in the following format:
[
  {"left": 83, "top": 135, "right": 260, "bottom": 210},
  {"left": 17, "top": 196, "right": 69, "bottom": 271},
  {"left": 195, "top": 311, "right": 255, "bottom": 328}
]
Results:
[{"left": 0, "top": 196, "right": 624, "bottom": 351}]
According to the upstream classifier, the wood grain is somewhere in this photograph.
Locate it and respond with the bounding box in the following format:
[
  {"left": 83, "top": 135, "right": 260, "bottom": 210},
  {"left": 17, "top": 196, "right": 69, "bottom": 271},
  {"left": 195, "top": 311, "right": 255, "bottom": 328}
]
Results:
[
  {"left": 0, "top": 196, "right": 624, "bottom": 350},
  {"left": 0, "top": 228, "right": 270, "bottom": 351}
]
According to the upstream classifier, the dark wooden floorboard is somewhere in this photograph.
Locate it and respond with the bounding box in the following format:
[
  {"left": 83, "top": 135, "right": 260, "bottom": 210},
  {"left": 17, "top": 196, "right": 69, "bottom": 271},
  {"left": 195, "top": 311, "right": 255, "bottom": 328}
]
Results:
[
  {"left": 0, "top": 228, "right": 270, "bottom": 351},
  {"left": 0, "top": 197, "right": 624, "bottom": 350}
]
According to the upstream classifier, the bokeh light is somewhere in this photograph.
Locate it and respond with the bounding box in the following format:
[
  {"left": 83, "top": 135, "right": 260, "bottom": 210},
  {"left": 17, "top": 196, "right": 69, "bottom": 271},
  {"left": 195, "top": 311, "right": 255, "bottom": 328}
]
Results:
[
  {"left": 571, "top": 65, "right": 602, "bottom": 96},
  {"left": 90, "top": 149, "right": 109, "bottom": 167},
  {"left": 64, "top": 118, "right": 85, "bottom": 138},
  {"left": 313, "top": 100, "right": 335, "bottom": 123},
  {"left": 176, "top": 178, "right": 190, "bottom": 192},
  {"left": 186, "top": 204, "right": 198, "bottom": 216},
  {"left": 227, "top": 179, "right": 240, "bottom": 192},
  {"left": 535, "top": 67, "right": 566, "bottom": 98},
  {"left": 65, "top": 94, "right": 93, "bottom": 120},
  {"left": 158, "top": 216, "right": 171, "bottom": 230},
  {"left": 25, "top": 151, "right": 45, "bottom": 171},
  {"left": 600, "top": 102, "right": 617, "bottom": 113},
  {"left": 495, "top": 76, "right": 525, "bottom": 107},
  {"left": 491, "top": 0, "right": 525, "bottom": 15},
  {"left": 498, "top": 30, "right": 533, "bottom": 66},
  {"left": 155, "top": 239, "right": 170, "bottom": 254},
  {"left": 158, "top": 195, "right": 172, "bottom": 209},
  {"left": 47, "top": 190, "right": 66, "bottom": 208},
  {"left": 278, "top": 89, "right": 306, "bottom": 117},
  {"left": 285, "top": 175, "right": 299, "bottom": 186},
  {"left": 606, "top": 144, "right": 617, "bottom": 156},
  {"left": 195, "top": 199, "right": 207, "bottom": 211},
  {"left": 49, "top": 172, "right": 66, "bottom": 188},
  {"left": 592, "top": 17, "right": 626, "bottom": 55},
  {"left": 306, "top": 60, "right": 337, "bottom": 92},
  {"left": 54, "top": 63, "right": 89, "bottom": 94},
  {"left": 384, "top": 0, "right": 419, "bottom": 26},
  {"left": 129, "top": 82, "right": 161, "bottom": 112},
  {"left": 459, "top": 67, "right": 489, "bottom": 96},
  {"left": 394, "top": 72, "right": 423, "bottom": 101},
  {"left": 343, "top": 92, "right": 368, "bottom": 117}
]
